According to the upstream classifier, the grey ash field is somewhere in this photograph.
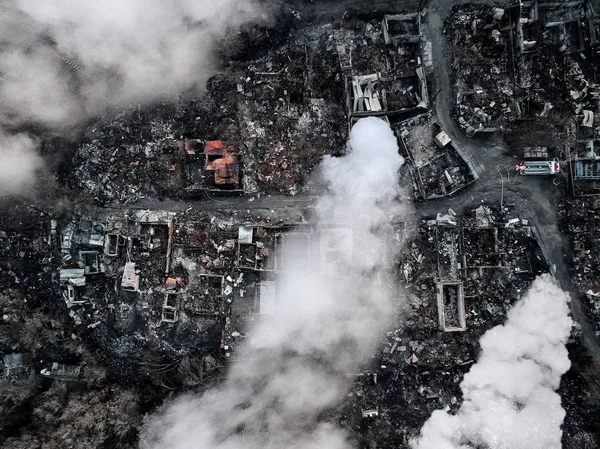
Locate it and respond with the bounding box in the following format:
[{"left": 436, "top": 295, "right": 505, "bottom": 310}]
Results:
[{"left": 0, "top": 1, "right": 599, "bottom": 448}]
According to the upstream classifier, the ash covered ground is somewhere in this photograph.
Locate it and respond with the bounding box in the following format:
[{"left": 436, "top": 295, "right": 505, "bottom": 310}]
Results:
[{"left": 1, "top": 1, "right": 600, "bottom": 448}]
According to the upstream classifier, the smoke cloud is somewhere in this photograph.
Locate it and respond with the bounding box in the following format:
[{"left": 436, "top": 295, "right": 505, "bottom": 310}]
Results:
[
  {"left": 411, "top": 275, "right": 573, "bottom": 449},
  {"left": 0, "top": 130, "right": 41, "bottom": 198},
  {"left": 0, "top": 0, "right": 266, "bottom": 194},
  {"left": 141, "top": 117, "right": 407, "bottom": 448}
]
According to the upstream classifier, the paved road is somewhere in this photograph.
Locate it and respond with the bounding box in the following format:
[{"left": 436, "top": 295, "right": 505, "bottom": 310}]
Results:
[{"left": 131, "top": 193, "right": 316, "bottom": 213}]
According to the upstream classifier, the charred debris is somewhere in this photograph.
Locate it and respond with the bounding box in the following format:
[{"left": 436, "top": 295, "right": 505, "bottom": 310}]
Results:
[
  {"left": 326, "top": 205, "right": 552, "bottom": 448},
  {"left": 447, "top": 0, "right": 600, "bottom": 138},
  {"left": 447, "top": 0, "right": 600, "bottom": 366},
  {"left": 0, "top": 196, "right": 555, "bottom": 446},
  {"left": 65, "top": 7, "right": 480, "bottom": 204},
  {"left": 446, "top": 0, "right": 600, "bottom": 196},
  {"left": 559, "top": 195, "right": 600, "bottom": 335},
  {"left": 3, "top": 1, "right": 600, "bottom": 448}
]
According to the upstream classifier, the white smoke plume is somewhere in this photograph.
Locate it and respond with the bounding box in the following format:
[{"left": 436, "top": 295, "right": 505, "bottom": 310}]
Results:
[
  {"left": 141, "top": 117, "right": 407, "bottom": 448},
  {"left": 0, "top": 0, "right": 267, "bottom": 194},
  {"left": 0, "top": 130, "right": 41, "bottom": 198},
  {"left": 411, "top": 275, "right": 573, "bottom": 449}
]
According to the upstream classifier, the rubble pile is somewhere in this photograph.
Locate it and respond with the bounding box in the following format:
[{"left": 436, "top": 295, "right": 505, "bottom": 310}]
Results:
[
  {"left": 46, "top": 206, "right": 324, "bottom": 385},
  {"left": 334, "top": 204, "right": 549, "bottom": 447},
  {"left": 395, "top": 113, "right": 477, "bottom": 199},
  {"left": 69, "top": 26, "right": 349, "bottom": 200},
  {"left": 65, "top": 10, "right": 435, "bottom": 200},
  {"left": 568, "top": 104, "right": 600, "bottom": 195},
  {"left": 65, "top": 10, "right": 448, "bottom": 203},
  {"left": 559, "top": 196, "right": 600, "bottom": 332},
  {"left": 69, "top": 75, "right": 247, "bottom": 204},
  {"left": 449, "top": 1, "right": 600, "bottom": 143},
  {"left": 530, "top": 2, "right": 597, "bottom": 109},
  {"left": 341, "top": 13, "right": 430, "bottom": 130},
  {"left": 238, "top": 33, "right": 346, "bottom": 194},
  {"left": 55, "top": 211, "right": 231, "bottom": 373},
  {"left": 4, "top": 3, "right": 600, "bottom": 448},
  {"left": 447, "top": 5, "right": 515, "bottom": 135},
  {"left": 71, "top": 103, "right": 195, "bottom": 205}
]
